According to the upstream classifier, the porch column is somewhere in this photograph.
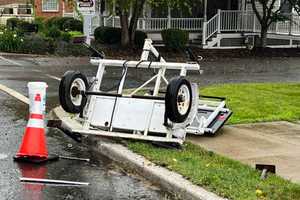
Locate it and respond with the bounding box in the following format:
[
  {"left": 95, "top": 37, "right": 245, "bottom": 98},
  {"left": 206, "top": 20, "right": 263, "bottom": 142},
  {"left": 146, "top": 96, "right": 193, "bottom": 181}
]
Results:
[
  {"left": 202, "top": 0, "right": 207, "bottom": 45},
  {"left": 167, "top": 6, "right": 171, "bottom": 29}
]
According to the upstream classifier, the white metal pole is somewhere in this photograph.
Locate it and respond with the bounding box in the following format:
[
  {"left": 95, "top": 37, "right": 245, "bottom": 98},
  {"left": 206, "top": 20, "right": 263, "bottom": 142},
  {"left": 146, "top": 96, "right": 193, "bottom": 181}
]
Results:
[
  {"left": 202, "top": 0, "right": 207, "bottom": 45},
  {"left": 167, "top": 6, "right": 171, "bottom": 29},
  {"left": 83, "top": 15, "right": 93, "bottom": 45},
  {"left": 217, "top": 9, "right": 221, "bottom": 34}
]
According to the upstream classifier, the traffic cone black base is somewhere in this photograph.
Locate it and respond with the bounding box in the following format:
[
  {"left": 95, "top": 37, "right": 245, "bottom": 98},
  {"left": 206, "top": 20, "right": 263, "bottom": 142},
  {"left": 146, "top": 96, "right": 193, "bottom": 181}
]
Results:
[{"left": 14, "top": 154, "right": 59, "bottom": 164}]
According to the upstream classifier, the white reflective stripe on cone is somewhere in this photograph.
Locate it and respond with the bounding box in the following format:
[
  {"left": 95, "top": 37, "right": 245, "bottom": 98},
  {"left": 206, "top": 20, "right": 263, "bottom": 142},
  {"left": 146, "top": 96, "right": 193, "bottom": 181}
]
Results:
[
  {"left": 31, "top": 103, "right": 43, "bottom": 115},
  {"left": 27, "top": 119, "right": 44, "bottom": 129}
]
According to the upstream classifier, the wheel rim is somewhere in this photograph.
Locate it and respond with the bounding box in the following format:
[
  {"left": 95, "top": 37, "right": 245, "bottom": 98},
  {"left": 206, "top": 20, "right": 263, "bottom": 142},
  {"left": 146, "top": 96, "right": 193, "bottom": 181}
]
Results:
[
  {"left": 177, "top": 84, "right": 190, "bottom": 115},
  {"left": 70, "top": 78, "right": 86, "bottom": 106}
]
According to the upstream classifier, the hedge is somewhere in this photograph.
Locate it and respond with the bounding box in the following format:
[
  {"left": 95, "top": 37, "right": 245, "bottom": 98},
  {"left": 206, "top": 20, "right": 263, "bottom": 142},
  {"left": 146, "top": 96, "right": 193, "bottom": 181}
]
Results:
[{"left": 161, "top": 29, "right": 189, "bottom": 50}]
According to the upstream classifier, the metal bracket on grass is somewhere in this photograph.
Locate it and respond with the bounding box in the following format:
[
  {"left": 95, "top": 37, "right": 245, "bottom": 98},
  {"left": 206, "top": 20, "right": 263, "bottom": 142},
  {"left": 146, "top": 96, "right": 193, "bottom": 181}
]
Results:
[{"left": 256, "top": 164, "right": 276, "bottom": 180}]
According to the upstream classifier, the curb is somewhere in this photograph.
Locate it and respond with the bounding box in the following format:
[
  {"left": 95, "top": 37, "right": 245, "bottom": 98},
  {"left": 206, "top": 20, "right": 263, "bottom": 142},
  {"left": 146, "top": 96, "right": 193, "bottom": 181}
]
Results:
[{"left": 52, "top": 107, "right": 227, "bottom": 200}]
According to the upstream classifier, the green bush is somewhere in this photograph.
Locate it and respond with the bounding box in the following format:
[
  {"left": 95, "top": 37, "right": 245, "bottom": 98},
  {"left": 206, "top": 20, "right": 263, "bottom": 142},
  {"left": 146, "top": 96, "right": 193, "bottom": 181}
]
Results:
[
  {"left": 34, "top": 17, "right": 46, "bottom": 32},
  {"left": 20, "top": 34, "right": 51, "bottom": 54},
  {"left": 60, "top": 32, "right": 71, "bottom": 42},
  {"left": 17, "top": 21, "right": 38, "bottom": 34},
  {"left": 45, "top": 26, "right": 61, "bottom": 39},
  {"left": 161, "top": 29, "right": 189, "bottom": 50},
  {"left": 45, "top": 17, "right": 82, "bottom": 32},
  {"left": 0, "top": 30, "right": 23, "bottom": 52},
  {"left": 55, "top": 17, "right": 74, "bottom": 30},
  {"left": 134, "top": 31, "right": 147, "bottom": 48},
  {"left": 6, "top": 18, "right": 21, "bottom": 31},
  {"left": 68, "top": 31, "right": 84, "bottom": 37},
  {"left": 45, "top": 17, "right": 60, "bottom": 28},
  {"left": 94, "top": 26, "right": 121, "bottom": 44},
  {"left": 7, "top": 18, "right": 37, "bottom": 34},
  {"left": 62, "top": 18, "right": 83, "bottom": 32}
]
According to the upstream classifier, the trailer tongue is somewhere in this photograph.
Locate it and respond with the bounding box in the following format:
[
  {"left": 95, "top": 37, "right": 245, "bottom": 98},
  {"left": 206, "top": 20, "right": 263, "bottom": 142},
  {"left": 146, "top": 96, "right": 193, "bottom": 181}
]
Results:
[{"left": 54, "top": 39, "right": 232, "bottom": 145}]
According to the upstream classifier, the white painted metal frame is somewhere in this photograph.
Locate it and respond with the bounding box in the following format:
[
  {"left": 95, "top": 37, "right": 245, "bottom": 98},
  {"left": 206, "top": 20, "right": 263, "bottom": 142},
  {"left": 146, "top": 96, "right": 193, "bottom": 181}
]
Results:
[
  {"left": 73, "top": 39, "right": 200, "bottom": 144},
  {"left": 187, "top": 100, "right": 230, "bottom": 135}
]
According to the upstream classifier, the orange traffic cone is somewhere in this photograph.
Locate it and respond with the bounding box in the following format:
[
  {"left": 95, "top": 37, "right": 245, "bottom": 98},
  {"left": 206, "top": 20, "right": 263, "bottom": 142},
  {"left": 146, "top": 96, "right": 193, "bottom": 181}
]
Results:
[
  {"left": 14, "top": 82, "right": 58, "bottom": 163},
  {"left": 16, "top": 93, "right": 48, "bottom": 160}
]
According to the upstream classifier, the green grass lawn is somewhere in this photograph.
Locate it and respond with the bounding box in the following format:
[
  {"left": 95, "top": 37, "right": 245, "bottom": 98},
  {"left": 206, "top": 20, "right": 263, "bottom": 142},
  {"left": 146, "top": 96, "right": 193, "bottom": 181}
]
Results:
[
  {"left": 127, "top": 83, "right": 300, "bottom": 200},
  {"left": 128, "top": 142, "right": 300, "bottom": 200},
  {"left": 201, "top": 82, "right": 300, "bottom": 124}
]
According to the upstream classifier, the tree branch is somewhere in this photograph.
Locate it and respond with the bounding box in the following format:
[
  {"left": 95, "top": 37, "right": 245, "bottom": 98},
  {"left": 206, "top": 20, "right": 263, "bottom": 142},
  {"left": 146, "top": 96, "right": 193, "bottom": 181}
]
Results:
[{"left": 252, "top": 0, "right": 263, "bottom": 23}]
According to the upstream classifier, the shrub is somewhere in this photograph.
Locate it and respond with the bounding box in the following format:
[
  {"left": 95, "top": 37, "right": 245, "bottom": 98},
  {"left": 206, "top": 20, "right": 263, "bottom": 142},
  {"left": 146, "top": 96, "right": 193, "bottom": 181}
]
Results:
[
  {"left": 134, "top": 31, "right": 147, "bottom": 48},
  {"left": 45, "top": 17, "right": 60, "bottom": 28},
  {"left": 17, "top": 21, "right": 38, "bottom": 34},
  {"left": 55, "top": 17, "right": 74, "bottom": 30},
  {"left": 94, "top": 26, "right": 121, "bottom": 44},
  {"left": 62, "top": 18, "right": 83, "bottom": 32},
  {"left": 45, "top": 26, "right": 61, "bottom": 39},
  {"left": 34, "top": 17, "right": 46, "bottom": 32},
  {"left": 6, "top": 18, "right": 21, "bottom": 31},
  {"left": 0, "top": 30, "right": 23, "bottom": 52},
  {"left": 55, "top": 41, "right": 90, "bottom": 56},
  {"left": 7, "top": 18, "right": 37, "bottom": 34},
  {"left": 68, "top": 31, "right": 84, "bottom": 37},
  {"left": 20, "top": 34, "right": 51, "bottom": 54},
  {"left": 45, "top": 17, "right": 83, "bottom": 32},
  {"left": 60, "top": 32, "right": 71, "bottom": 42},
  {"left": 161, "top": 29, "right": 189, "bottom": 50}
]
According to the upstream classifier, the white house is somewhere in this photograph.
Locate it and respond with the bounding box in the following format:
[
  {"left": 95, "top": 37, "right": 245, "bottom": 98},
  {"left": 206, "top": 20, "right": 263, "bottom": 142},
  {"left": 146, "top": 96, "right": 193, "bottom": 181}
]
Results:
[
  {"left": 0, "top": 0, "right": 33, "bottom": 24},
  {"left": 92, "top": 0, "right": 300, "bottom": 49}
]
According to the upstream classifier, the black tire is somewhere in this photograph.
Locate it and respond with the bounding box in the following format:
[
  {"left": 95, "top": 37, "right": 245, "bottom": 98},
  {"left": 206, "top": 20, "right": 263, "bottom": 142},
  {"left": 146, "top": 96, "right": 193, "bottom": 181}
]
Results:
[
  {"left": 165, "top": 76, "right": 192, "bottom": 123},
  {"left": 59, "top": 71, "right": 88, "bottom": 114}
]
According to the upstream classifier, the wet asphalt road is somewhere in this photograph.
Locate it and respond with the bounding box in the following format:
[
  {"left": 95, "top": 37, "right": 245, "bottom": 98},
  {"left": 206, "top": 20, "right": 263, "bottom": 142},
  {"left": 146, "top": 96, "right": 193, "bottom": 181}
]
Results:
[
  {"left": 1, "top": 55, "right": 300, "bottom": 200},
  {"left": 0, "top": 59, "right": 168, "bottom": 200}
]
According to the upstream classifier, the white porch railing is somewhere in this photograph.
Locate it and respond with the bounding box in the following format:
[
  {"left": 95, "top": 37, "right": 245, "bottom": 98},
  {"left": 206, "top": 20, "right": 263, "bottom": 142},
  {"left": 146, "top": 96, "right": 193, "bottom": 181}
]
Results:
[
  {"left": 103, "top": 16, "right": 203, "bottom": 31},
  {"left": 203, "top": 10, "right": 300, "bottom": 45}
]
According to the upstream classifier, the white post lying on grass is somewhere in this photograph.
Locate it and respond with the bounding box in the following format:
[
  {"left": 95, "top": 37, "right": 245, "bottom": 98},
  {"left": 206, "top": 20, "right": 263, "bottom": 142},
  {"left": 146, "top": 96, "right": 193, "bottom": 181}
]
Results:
[{"left": 20, "top": 177, "right": 90, "bottom": 186}]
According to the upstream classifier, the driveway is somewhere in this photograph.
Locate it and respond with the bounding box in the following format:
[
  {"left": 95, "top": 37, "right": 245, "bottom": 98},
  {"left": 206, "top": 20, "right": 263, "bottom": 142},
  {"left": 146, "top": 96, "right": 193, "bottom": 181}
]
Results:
[{"left": 188, "top": 121, "right": 300, "bottom": 183}]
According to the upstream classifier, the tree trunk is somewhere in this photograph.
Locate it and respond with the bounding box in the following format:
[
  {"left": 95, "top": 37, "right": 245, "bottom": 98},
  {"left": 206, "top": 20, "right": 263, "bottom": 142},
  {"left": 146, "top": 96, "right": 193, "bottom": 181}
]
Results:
[
  {"left": 120, "top": 14, "right": 130, "bottom": 47},
  {"left": 129, "top": 0, "right": 146, "bottom": 45},
  {"left": 260, "top": 26, "right": 268, "bottom": 48}
]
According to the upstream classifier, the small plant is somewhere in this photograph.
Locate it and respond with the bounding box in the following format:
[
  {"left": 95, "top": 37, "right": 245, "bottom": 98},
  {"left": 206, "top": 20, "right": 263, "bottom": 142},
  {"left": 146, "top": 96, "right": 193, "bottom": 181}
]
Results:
[{"left": 161, "top": 29, "right": 189, "bottom": 50}]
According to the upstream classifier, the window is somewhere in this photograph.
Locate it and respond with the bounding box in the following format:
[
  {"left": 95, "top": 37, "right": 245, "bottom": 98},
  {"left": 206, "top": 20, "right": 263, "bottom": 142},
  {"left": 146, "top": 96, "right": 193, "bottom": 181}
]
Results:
[
  {"left": 2, "top": 8, "right": 14, "bottom": 14},
  {"left": 42, "top": 0, "right": 59, "bottom": 11},
  {"left": 18, "top": 5, "right": 32, "bottom": 15}
]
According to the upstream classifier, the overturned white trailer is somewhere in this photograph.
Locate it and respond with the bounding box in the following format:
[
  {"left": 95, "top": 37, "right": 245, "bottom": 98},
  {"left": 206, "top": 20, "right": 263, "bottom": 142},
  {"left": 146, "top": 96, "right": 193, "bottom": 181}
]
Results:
[{"left": 55, "top": 39, "right": 232, "bottom": 145}]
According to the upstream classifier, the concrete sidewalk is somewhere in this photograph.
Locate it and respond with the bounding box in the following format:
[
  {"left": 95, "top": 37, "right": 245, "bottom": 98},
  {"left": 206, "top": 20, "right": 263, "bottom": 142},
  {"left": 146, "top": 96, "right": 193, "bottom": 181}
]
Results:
[{"left": 188, "top": 121, "right": 300, "bottom": 183}]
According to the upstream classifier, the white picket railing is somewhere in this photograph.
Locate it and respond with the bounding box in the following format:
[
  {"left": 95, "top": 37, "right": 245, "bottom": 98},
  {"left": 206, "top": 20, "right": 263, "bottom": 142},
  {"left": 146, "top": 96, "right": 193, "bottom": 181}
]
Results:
[
  {"left": 103, "top": 16, "right": 203, "bottom": 31},
  {"left": 203, "top": 10, "right": 300, "bottom": 45},
  {"left": 205, "top": 13, "right": 219, "bottom": 40}
]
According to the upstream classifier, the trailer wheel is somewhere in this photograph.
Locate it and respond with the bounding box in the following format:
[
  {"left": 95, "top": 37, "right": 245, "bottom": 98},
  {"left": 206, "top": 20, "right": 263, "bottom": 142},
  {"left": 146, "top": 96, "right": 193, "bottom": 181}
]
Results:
[
  {"left": 165, "top": 77, "right": 192, "bottom": 123},
  {"left": 59, "top": 71, "right": 88, "bottom": 114}
]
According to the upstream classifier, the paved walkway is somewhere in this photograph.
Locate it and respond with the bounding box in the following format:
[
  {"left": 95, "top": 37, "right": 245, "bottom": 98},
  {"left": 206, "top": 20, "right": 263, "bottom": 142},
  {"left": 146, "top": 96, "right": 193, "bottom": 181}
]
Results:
[{"left": 188, "top": 121, "right": 300, "bottom": 183}]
